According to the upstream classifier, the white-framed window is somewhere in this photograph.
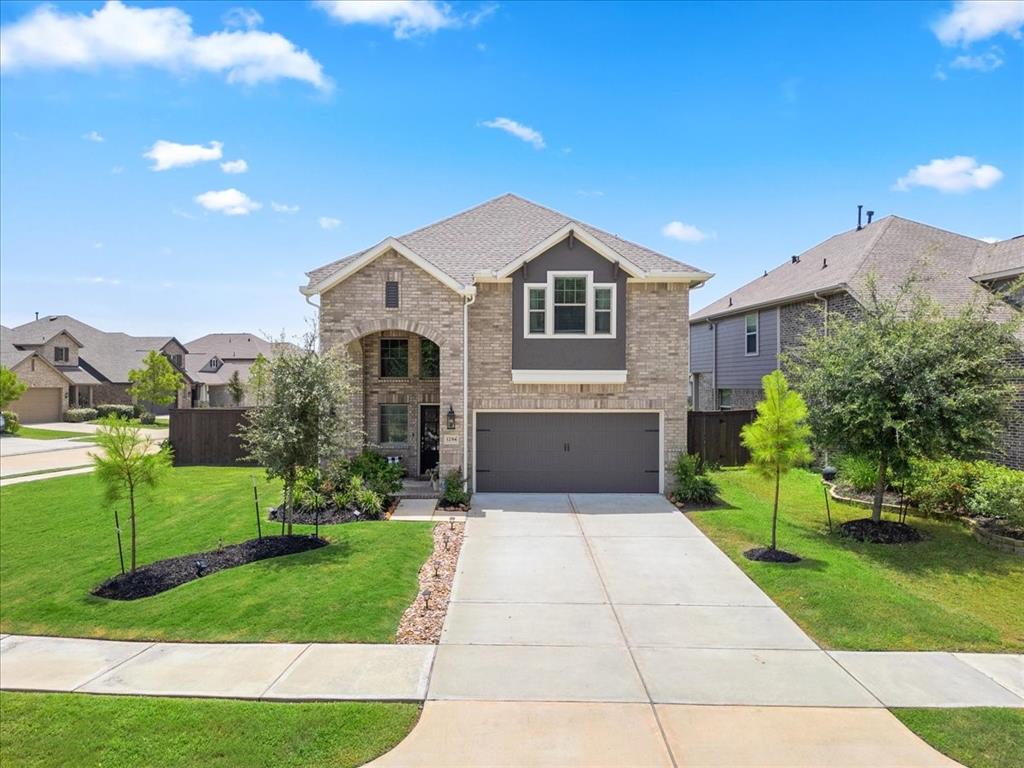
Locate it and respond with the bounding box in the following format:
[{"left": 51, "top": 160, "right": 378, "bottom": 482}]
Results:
[
  {"left": 54, "top": 346, "right": 69, "bottom": 363},
  {"left": 745, "top": 313, "right": 758, "bottom": 356},
  {"left": 719, "top": 388, "right": 732, "bottom": 410},
  {"left": 523, "top": 271, "right": 617, "bottom": 339}
]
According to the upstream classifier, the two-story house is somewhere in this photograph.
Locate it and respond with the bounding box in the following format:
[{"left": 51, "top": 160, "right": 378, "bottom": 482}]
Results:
[
  {"left": 689, "top": 214, "right": 1024, "bottom": 468},
  {"left": 302, "top": 194, "right": 712, "bottom": 493}
]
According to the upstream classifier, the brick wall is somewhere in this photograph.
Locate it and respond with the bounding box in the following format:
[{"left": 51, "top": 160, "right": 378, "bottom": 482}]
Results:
[{"left": 10, "top": 356, "right": 68, "bottom": 415}]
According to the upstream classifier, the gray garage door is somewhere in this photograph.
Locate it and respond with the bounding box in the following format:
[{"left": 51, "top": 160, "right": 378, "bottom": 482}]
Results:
[{"left": 475, "top": 412, "right": 660, "bottom": 493}]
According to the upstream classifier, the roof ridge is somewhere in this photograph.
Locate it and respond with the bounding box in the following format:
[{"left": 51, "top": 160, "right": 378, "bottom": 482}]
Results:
[
  {"left": 847, "top": 215, "right": 898, "bottom": 281},
  {"left": 396, "top": 192, "right": 519, "bottom": 242},
  {"left": 883, "top": 214, "right": 992, "bottom": 244}
]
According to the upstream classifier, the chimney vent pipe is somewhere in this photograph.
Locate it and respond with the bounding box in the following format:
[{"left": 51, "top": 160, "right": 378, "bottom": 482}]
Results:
[
  {"left": 857, "top": 205, "right": 863, "bottom": 231},
  {"left": 867, "top": 210, "right": 875, "bottom": 224}
]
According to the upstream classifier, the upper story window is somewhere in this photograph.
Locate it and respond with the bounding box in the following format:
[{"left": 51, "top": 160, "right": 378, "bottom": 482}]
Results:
[
  {"left": 745, "top": 313, "right": 758, "bottom": 355},
  {"left": 379, "top": 339, "right": 409, "bottom": 378},
  {"left": 420, "top": 338, "right": 440, "bottom": 379},
  {"left": 54, "top": 346, "right": 69, "bottom": 363},
  {"left": 385, "top": 280, "right": 400, "bottom": 309},
  {"left": 167, "top": 353, "right": 183, "bottom": 369},
  {"left": 524, "top": 271, "right": 616, "bottom": 339}
]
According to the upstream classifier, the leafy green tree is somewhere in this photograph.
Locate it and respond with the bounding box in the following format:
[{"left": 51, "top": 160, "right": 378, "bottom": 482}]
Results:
[
  {"left": 128, "top": 351, "right": 183, "bottom": 415},
  {"left": 238, "top": 331, "right": 359, "bottom": 534},
  {"left": 248, "top": 353, "right": 270, "bottom": 406},
  {"left": 740, "top": 370, "right": 812, "bottom": 551},
  {"left": 91, "top": 419, "right": 173, "bottom": 573},
  {"left": 789, "top": 277, "right": 1021, "bottom": 523},
  {"left": 1, "top": 365, "right": 28, "bottom": 410},
  {"left": 227, "top": 369, "right": 245, "bottom": 406}
]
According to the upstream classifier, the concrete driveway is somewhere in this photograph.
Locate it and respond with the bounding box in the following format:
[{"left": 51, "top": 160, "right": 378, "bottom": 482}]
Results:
[{"left": 373, "top": 493, "right": 959, "bottom": 767}]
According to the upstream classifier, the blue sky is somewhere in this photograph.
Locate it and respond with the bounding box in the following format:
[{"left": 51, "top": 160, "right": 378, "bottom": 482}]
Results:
[{"left": 1, "top": 0, "right": 1022, "bottom": 339}]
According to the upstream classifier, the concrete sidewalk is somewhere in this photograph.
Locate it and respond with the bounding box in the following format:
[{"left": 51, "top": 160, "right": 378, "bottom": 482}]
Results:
[{"left": 0, "top": 635, "right": 433, "bottom": 701}]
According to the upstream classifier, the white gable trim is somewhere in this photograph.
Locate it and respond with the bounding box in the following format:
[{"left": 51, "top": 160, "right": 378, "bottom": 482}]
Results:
[
  {"left": 302, "top": 237, "right": 472, "bottom": 297},
  {"left": 492, "top": 223, "right": 646, "bottom": 279}
]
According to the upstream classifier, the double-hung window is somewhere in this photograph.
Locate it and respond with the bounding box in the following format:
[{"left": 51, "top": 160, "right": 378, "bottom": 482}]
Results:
[
  {"left": 745, "top": 313, "right": 758, "bottom": 355},
  {"left": 524, "top": 272, "right": 616, "bottom": 338},
  {"left": 54, "top": 347, "right": 69, "bottom": 363},
  {"left": 553, "top": 276, "right": 587, "bottom": 334},
  {"left": 420, "top": 338, "right": 439, "bottom": 379},
  {"left": 379, "top": 339, "right": 409, "bottom": 378}
]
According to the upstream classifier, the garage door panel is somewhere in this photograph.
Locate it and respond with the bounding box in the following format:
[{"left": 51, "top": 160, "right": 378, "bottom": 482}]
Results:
[
  {"left": 10, "top": 387, "right": 62, "bottom": 424},
  {"left": 475, "top": 412, "right": 659, "bottom": 493}
]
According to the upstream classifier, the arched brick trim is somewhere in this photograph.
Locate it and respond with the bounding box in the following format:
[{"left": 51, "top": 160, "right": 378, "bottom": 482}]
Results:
[{"left": 336, "top": 318, "right": 447, "bottom": 349}]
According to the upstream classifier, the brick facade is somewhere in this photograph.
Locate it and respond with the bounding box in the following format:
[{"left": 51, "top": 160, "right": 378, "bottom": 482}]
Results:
[
  {"left": 9, "top": 356, "right": 69, "bottom": 415},
  {"left": 318, "top": 250, "right": 691, "bottom": 489}
]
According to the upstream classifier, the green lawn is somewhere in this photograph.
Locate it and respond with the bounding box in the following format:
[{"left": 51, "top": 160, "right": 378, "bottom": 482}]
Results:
[
  {"left": 894, "top": 708, "right": 1024, "bottom": 768},
  {"left": 7, "top": 426, "right": 94, "bottom": 441},
  {"left": 0, "top": 467, "right": 434, "bottom": 642},
  {"left": 0, "top": 692, "right": 418, "bottom": 768},
  {"left": 690, "top": 468, "right": 1024, "bottom": 651},
  {"left": 87, "top": 418, "right": 167, "bottom": 429}
]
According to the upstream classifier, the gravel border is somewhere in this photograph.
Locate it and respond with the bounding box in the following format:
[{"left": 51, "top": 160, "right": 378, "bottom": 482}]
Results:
[{"left": 395, "top": 521, "right": 465, "bottom": 644}]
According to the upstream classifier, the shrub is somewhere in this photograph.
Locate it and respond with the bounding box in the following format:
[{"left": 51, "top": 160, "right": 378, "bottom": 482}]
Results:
[
  {"left": 64, "top": 408, "right": 99, "bottom": 423},
  {"left": 343, "top": 475, "right": 384, "bottom": 519},
  {"left": 138, "top": 411, "right": 157, "bottom": 425},
  {"left": 905, "top": 457, "right": 982, "bottom": 516},
  {"left": 670, "top": 453, "right": 718, "bottom": 505},
  {"left": 293, "top": 466, "right": 326, "bottom": 510},
  {"left": 965, "top": 463, "right": 1024, "bottom": 526},
  {"left": 333, "top": 451, "right": 404, "bottom": 499},
  {"left": 132, "top": 403, "right": 145, "bottom": 419},
  {"left": 1, "top": 410, "right": 20, "bottom": 434},
  {"left": 441, "top": 468, "right": 471, "bottom": 508},
  {"left": 95, "top": 404, "right": 135, "bottom": 420},
  {"left": 835, "top": 454, "right": 887, "bottom": 493}
]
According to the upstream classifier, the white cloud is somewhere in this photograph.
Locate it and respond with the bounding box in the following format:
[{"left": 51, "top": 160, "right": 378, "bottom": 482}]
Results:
[
  {"left": 318, "top": 216, "right": 341, "bottom": 230},
  {"left": 662, "top": 221, "right": 712, "bottom": 242},
  {"left": 220, "top": 158, "right": 248, "bottom": 174},
  {"left": 82, "top": 130, "right": 104, "bottom": 142},
  {"left": 145, "top": 139, "right": 222, "bottom": 171},
  {"left": 0, "top": 0, "right": 329, "bottom": 90},
  {"left": 195, "top": 188, "right": 261, "bottom": 215},
  {"left": 933, "top": 0, "right": 1024, "bottom": 45},
  {"left": 894, "top": 156, "right": 1003, "bottom": 193},
  {"left": 950, "top": 47, "right": 1004, "bottom": 71},
  {"left": 314, "top": 0, "right": 457, "bottom": 38},
  {"left": 76, "top": 276, "right": 121, "bottom": 285},
  {"left": 223, "top": 7, "right": 262, "bottom": 30},
  {"left": 979, "top": 236, "right": 1000, "bottom": 243},
  {"left": 271, "top": 201, "right": 299, "bottom": 213},
  {"left": 110, "top": 165, "right": 124, "bottom": 174},
  {"left": 481, "top": 117, "right": 545, "bottom": 149}
]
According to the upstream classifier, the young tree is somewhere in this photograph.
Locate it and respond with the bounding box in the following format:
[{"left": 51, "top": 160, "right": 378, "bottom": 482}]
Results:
[
  {"left": 91, "top": 419, "right": 173, "bottom": 573},
  {"left": 740, "top": 370, "right": 812, "bottom": 554},
  {"left": 238, "top": 331, "right": 359, "bottom": 534},
  {"left": 227, "top": 369, "right": 245, "bottom": 406},
  {"left": 248, "top": 353, "right": 270, "bottom": 406},
  {"left": 1, "top": 365, "right": 27, "bottom": 409},
  {"left": 789, "top": 277, "right": 1021, "bottom": 523},
  {"left": 128, "top": 351, "right": 184, "bottom": 416}
]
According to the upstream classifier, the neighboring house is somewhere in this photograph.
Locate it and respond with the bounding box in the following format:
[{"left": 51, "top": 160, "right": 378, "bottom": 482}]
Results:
[
  {"left": 689, "top": 215, "right": 1024, "bottom": 469},
  {"left": 183, "top": 333, "right": 283, "bottom": 407},
  {"left": 302, "top": 193, "right": 712, "bottom": 492},
  {"left": 1, "top": 315, "right": 191, "bottom": 422}
]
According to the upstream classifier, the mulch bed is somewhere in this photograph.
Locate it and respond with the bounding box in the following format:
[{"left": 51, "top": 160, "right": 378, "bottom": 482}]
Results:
[
  {"left": 839, "top": 518, "right": 923, "bottom": 544},
  {"left": 743, "top": 546, "right": 801, "bottom": 563},
  {"left": 269, "top": 498, "right": 398, "bottom": 525},
  {"left": 93, "top": 535, "right": 328, "bottom": 601},
  {"left": 833, "top": 484, "right": 907, "bottom": 509},
  {"left": 436, "top": 501, "right": 470, "bottom": 513},
  {"left": 396, "top": 520, "right": 465, "bottom": 644}
]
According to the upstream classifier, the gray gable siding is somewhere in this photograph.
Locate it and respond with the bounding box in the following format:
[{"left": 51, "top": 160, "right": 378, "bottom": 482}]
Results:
[
  {"left": 689, "top": 320, "right": 714, "bottom": 373},
  {"left": 511, "top": 238, "right": 627, "bottom": 371},
  {"left": 711, "top": 308, "right": 778, "bottom": 390}
]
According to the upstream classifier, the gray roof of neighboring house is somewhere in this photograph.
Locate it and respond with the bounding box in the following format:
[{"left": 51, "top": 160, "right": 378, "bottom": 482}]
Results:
[
  {"left": 691, "top": 216, "right": 1009, "bottom": 322},
  {"left": 4, "top": 315, "right": 179, "bottom": 383},
  {"left": 306, "top": 193, "right": 708, "bottom": 290},
  {"left": 183, "top": 354, "right": 252, "bottom": 386},
  {"left": 0, "top": 325, "right": 34, "bottom": 370},
  {"left": 185, "top": 333, "right": 275, "bottom": 361},
  {"left": 971, "top": 235, "right": 1024, "bottom": 279}
]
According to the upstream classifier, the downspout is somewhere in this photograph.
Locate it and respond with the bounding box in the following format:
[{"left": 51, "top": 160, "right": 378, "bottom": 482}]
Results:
[
  {"left": 708, "top": 319, "right": 718, "bottom": 407},
  {"left": 463, "top": 289, "right": 477, "bottom": 488}
]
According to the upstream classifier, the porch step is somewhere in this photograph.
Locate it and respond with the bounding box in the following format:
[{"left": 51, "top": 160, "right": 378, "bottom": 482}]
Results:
[{"left": 395, "top": 479, "right": 441, "bottom": 500}]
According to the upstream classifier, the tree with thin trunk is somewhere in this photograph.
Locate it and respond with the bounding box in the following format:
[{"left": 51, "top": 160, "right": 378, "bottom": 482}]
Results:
[
  {"left": 740, "top": 370, "right": 812, "bottom": 554},
  {"left": 788, "top": 275, "right": 1021, "bottom": 524},
  {"left": 128, "top": 350, "right": 183, "bottom": 417},
  {"left": 227, "top": 370, "right": 245, "bottom": 406},
  {"left": 1, "top": 365, "right": 28, "bottom": 410},
  {"left": 248, "top": 353, "right": 270, "bottom": 406},
  {"left": 237, "top": 329, "right": 359, "bottom": 535},
  {"left": 91, "top": 418, "right": 172, "bottom": 573}
]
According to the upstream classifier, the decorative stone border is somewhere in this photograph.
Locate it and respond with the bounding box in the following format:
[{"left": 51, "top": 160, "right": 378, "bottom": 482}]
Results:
[
  {"left": 395, "top": 520, "right": 465, "bottom": 644},
  {"left": 967, "top": 519, "right": 1024, "bottom": 557}
]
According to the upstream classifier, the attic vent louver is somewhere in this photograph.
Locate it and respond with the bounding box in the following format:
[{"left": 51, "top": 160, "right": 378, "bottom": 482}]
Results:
[{"left": 791, "top": 255, "right": 800, "bottom": 264}]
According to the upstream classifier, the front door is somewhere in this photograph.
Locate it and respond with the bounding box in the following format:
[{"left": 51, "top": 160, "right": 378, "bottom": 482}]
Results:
[{"left": 419, "top": 405, "right": 440, "bottom": 475}]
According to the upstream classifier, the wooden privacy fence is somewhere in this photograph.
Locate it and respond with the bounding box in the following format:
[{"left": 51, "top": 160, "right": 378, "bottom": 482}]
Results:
[
  {"left": 687, "top": 409, "right": 756, "bottom": 467},
  {"left": 168, "top": 407, "right": 254, "bottom": 466}
]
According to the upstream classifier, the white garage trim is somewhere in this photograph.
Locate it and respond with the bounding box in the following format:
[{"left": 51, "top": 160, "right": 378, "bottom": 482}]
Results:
[
  {"left": 472, "top": 408, "right": 664, "bottom": 494},
  {"left": 510, "top": 370, "right": 628, "bottom": 385}
]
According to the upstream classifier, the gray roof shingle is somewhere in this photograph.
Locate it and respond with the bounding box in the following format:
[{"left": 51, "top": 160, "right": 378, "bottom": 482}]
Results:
[
  {"left": 306, "top": 193, "right": 709, "bottom": 290},
  {"left": 691, "top": 216, "right": 1011, "bottom": 322},
  {"left": 971, "top": 235, "right": 1024, "bottom": 279}
]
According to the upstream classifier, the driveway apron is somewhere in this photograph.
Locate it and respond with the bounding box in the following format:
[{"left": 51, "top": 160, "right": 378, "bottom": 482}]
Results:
[{"left": 372, "top": 493, "right": 961, "bottom": 767}]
